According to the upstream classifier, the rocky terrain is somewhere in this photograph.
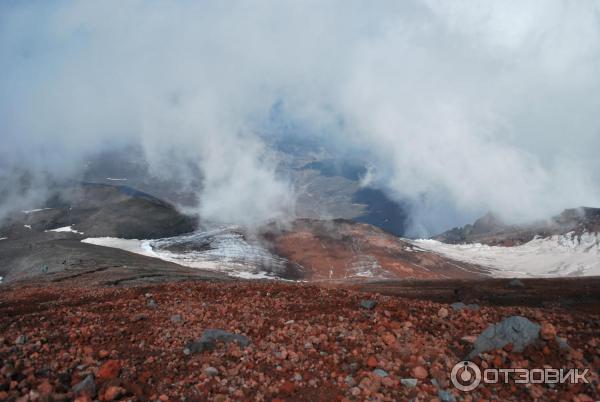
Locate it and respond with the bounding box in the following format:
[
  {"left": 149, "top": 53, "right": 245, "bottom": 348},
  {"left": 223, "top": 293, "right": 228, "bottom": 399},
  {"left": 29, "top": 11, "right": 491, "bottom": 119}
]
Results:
[
  {"left": 1, "top": 182, "right": 599, "bottom": 401},
  {"left": 0, "top": 280, "right": 598, "bottom": 401},
  {"left": 435, "top": 208, "right": 600, "bottom": 247},
  {"left": 0, "top": 183, "right": 214, "bottom": 285},
  {"left": 259, "top": 219, "right": 488, "bottom": 281}
]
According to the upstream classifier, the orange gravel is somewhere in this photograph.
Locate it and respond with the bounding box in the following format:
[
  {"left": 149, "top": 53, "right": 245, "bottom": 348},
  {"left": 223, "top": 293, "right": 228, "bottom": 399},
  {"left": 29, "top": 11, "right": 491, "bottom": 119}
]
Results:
[{"left": 0, "top": 281, "right": 598, "bottom": 401}]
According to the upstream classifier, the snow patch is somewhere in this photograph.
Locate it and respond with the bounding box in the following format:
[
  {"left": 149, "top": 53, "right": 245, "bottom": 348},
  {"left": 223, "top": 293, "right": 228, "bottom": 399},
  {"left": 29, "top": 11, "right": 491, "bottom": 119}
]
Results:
[
  {"left": 24, "top": 225, "right": 31, "bottom": 229},
  {"left": 22, "top": 208, "right": 52, "bottom": 214},
  {"left": 411, "top": 232, "right": 600, "bottom": 278},
  {"left": 82, "top": 227, "right": 291, "bottom": 280},
  {"left": 47, "top": 226, "right": 84, "bottom": 235},
  {"left": 82, "top": 237, "right": 156, "bottom": 257},
  {"left": 0, "top": 276, "right": 3, "bottom": 284},
  {"left": 0, "top": 237, "right": 7, "bottom": 241},
  {"left": 106, "top": 177, "right": 128, "bottom": 181},
  {"left": 346, "top": 255, "right": 389, "bottom": 279}
]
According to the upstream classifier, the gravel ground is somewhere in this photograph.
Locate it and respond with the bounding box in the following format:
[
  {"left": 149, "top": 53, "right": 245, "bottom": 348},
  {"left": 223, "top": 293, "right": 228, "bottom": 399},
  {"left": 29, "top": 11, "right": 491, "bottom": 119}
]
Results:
[{"left": 0, "top": 281, "right": 598, "bottom": 401}]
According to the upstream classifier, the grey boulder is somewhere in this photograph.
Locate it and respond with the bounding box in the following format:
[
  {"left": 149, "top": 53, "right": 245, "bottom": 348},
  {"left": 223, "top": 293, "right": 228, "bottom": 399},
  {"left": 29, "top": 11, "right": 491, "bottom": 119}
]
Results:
[
  {"left": 451, "top": 302, "right": 479, "bottom": 311},
  {"left": 360, "top": 300, "right": 378, "bottom": 310},
  {"left": 400, "top": 378, "right": 418, "bottom": 388},
  {"left": 468, "top": 316, "right": 540, "bottom": 359},
  {"left": 507, "top": 278, "right": 525, "bottom": 288},
  {"left": 185, "top": 329, "right": 250, "bottom": 354}
]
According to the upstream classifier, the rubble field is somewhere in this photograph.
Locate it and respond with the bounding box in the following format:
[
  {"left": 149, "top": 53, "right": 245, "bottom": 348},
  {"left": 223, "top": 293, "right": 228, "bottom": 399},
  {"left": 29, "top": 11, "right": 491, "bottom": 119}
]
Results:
[{"left": 0, "top": 281, "right": 598, "bottom": 401}]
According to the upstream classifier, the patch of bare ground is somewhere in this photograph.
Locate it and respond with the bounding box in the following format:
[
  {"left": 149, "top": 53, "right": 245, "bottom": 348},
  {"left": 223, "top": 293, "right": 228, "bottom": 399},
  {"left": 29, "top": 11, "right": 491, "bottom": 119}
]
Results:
[{"left": 0, "top": 280, "right": 599, "bottom": 401}]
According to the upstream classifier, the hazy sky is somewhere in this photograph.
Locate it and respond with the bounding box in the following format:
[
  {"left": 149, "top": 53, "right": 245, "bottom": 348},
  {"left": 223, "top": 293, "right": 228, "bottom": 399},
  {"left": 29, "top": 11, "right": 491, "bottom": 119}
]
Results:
[{"left": 1, "top": 1, "right": 599, "bottom": 233}]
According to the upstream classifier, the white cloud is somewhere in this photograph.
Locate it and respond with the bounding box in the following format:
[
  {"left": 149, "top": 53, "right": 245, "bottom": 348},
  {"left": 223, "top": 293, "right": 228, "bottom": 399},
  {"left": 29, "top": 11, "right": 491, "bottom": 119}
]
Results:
[{"left": 1, "top": 1, "right": 599, "bottom": 232}]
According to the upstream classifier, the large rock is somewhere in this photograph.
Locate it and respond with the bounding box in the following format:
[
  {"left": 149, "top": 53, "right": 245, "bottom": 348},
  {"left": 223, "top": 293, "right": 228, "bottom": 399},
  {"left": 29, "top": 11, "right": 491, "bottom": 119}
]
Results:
[
  {"left": 468, "top": 316, "right": 540, "bottom": 359},
  {"left": 184, "top": 329, "right": 250, "bottom": 354}
]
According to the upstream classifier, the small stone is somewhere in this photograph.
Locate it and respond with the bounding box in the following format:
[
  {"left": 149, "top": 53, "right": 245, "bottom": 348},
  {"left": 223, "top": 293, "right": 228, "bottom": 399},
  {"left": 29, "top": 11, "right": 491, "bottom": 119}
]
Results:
[
  {"left": 540, "top": 322, "right": 557, "bottom": 341},
  {"left": 147, "top": 299, "right": 158, "bottom": 308},
  {"left": 372, "top": 369, "right": 389, "bottom": 377},
  {"left": 285, "top": 320, "right": 295, "bottom": 325},
  {"left": 104, "top": 386, "right": 125, "bottom": 400},
  {"left": 450, "top": 302, "right": 466, "bottom": 311},
  {"left": 37, "top": 381, "right": 53, "bottom": 395},
  {"left": 438, "top": 307, "right": 449, "bottom": 319},
  {"left": 170, "top": 314, "right": 182, "bottom": 323},
  {"left": 72, "top": 374, "right": 96, "bottom": 398},
  {"left": 438, "top": 390, "right": 455, "bottom": 402},
  {"left": 98, "top": 349, "right": 110, "bottom": 359},
  {"left": 292, "top": 373, "right": 302, "bottom": 382},
  {"left": 460, "top": 335, "right": 477, "bottom": 345},
  {"left": 360, "top": 300, "right": 377, "bottom": 310},
  {"left": 344, "top": 375, "right": 355, "bottom": 386},
  {"left": 279, "top": 380, "right": 295, "bottom": 394},
  {"left": 204, "top": 367, "right": 219, "bottom": 377},
  {"left": 15, "top": 335, "right": 26, "bottom": 345},
  {"left": 366, "top": 356, "right": 378, "bottom": 368},
  {"left": 381, "top": 332, "right": 396, "bottom": 346},
  {"left": 412, "top": 366, "right": 428, "bottom": 380},
  {"left": 97, "top": 360, "right": 121, "bottom": 380},
  {"left": 132, "top": 313, "right": 148, "bottom": 322},
  {"left": 556, "top": 336, "right": 571, "bottom": 350},
  {"left": 158, "top": 395, "right": 169, "bottom": 402},
  {"left": 401, "top": 378, "right": 418, "bottom": 388},
  {"left": 382, "top": 376, "right": 394, "bottom": 387},
  {"left": 528, "top": 385, "right": 544, "bottom": 399}
]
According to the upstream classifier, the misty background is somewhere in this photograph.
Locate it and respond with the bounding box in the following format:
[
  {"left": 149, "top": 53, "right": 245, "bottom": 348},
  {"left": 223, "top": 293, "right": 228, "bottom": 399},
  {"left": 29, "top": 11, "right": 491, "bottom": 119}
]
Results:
[{"left": 1, "top": 0, "right": 600, "bottom": 236}]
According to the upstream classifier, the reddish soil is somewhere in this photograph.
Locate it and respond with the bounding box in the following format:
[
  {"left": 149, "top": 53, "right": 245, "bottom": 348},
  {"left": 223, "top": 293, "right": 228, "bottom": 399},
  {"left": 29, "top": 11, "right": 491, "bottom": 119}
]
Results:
[
  {"left": 1, "top": 280, "right": 598, "bottom": 401},
  {"left": 263, "top": 220, "right": 488, "bottom": 281}
]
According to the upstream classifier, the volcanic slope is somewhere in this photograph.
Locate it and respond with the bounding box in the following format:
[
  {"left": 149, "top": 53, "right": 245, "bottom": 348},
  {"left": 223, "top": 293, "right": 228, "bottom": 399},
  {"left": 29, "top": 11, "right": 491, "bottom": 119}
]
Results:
[{"left": 259, "top": 219, "right": 489, "bottom": 281}]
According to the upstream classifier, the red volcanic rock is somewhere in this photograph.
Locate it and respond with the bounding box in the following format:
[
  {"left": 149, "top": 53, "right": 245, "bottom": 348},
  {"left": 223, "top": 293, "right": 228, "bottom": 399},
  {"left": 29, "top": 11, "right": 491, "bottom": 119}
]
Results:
[
  {"left": 279, "top": 380, "right": 295, "bottom": 394},
  {"left": 104, "top": 385, "right": 126, "bottom": 400},
  {"left": 412, "top": 366, "right": 428, "bottom": 380},
  {"left": 381, "top": 332, "right": 397, "bottom": 346},
  {"left": 0, "top": 281, "right": 598, "bottom": 401},
  {"left": 367, "top": 356, "right": 378, "bottom": 368},
  {"left": 37, "top": 380, "right": 53, "bottom": 395},
  {"left": 540, "top": 322, "right": 557, "bottom": 340},
  {"left": 97, "top": 360, "right": 121, "bottom": 381}
]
